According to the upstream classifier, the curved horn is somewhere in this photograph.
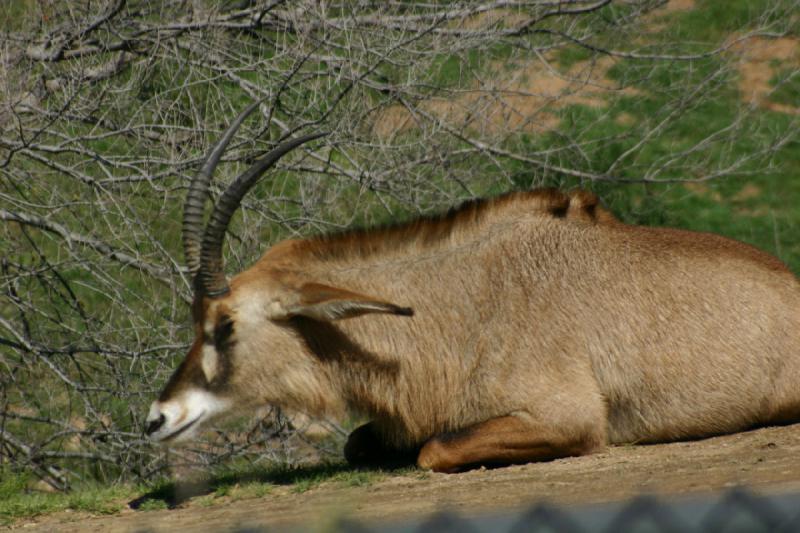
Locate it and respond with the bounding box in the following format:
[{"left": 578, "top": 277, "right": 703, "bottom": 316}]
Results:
[
  {"left": 182, "top": 101, "right": 261, "bottom": 282},
  {"left": 198, "top": 132, "right": 328, "bottom": 298}
]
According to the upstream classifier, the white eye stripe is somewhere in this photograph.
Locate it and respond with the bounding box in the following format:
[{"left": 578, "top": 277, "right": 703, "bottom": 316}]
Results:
[{"left": 201, "top": 344, "right": 218, "bottom": 381}]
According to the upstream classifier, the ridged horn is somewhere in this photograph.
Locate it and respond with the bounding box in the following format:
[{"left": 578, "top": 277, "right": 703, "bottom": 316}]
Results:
[
  {"left": 182, "top": 101, "right": 262, "bottom": 283},
  {"left": 198, "top": 131, "right": 328, "bottom": 298}
]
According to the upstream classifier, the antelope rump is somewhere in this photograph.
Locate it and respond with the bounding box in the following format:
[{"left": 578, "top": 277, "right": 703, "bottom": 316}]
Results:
[{"left": 145, "top": 103, "right": 800, "bottom": 473}]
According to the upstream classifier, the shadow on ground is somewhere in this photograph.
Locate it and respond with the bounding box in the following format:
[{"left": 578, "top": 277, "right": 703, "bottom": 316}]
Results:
[
  {"left": 127, "top": 452, "right": 547, "bottom": 511},
  {"left": 128, "top": 462, "right": 359, "bottom": 510}
]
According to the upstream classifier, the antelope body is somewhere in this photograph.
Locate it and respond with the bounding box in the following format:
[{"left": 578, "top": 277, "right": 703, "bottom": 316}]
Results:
[{"left": 146, "top": 104, "right": 800, "bottom": 472}]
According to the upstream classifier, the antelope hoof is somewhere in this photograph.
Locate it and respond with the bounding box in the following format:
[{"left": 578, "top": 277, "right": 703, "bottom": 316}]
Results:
[{"left": 417, "top": 437, "right": 460, "bottom": 473}]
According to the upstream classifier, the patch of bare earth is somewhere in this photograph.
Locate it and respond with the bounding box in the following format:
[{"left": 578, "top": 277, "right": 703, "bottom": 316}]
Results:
[
  {"left": 683, "top": 182, "right": 723, "bottom": 203},
  {"left": 450, "top": 8, "right": 529, "bottom": 31},
  {"left": 732, "top": 36, "right": 800, "bottom": 115},
  {"left": 658, "top": 0, "right": 696, "bottom": 14},
  {"left": 373, "top": 55, "right": 637, "bottom": 139},
  {"left": 639, "top": 0, "right": 696, "bottom": 34},
  {"left": 14, "top": 424, "right": 800, "bottom": 532}
]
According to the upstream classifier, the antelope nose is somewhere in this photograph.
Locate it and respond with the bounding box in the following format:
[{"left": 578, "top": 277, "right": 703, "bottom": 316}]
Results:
[{"left": 145, "top": 413, "right": 166, "bottom": 436}]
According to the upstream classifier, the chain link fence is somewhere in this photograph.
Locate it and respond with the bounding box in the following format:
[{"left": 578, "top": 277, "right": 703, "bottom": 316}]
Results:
[{"left": 220, "top": 488, "right": 800, "bottom": 533}]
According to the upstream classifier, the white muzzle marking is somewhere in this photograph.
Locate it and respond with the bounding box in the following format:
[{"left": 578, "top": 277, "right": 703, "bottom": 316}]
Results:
[{"left": 145, "top": 390, "right": 230, "bottom": 444}]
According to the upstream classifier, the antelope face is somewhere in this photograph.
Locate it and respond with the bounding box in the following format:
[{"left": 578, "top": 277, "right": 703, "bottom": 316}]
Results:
[
  {"left": 145, "top": 299, "right": 237, "bottom": 443},
  {"left": 144, "top": 289, "right": 307, "bottom": 444},
  {"left": 144, "top": 282, "right": 412, "bottom": 444},
  {"left": 144, "top": 289, "right": 314, "bottom": 444},
  {"left": 144, "top": 289, "right": 309, "bottom": 444}
]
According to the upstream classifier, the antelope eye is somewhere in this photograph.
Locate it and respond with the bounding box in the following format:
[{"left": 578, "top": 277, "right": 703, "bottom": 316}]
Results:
[{"left": 213, "top": 316, "right": 234, "bottom": 349}]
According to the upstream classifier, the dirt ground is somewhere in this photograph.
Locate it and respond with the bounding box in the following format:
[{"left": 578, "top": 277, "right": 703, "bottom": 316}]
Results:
[{"left": 12, "top": 423, "right": 800, "bottom": 532}]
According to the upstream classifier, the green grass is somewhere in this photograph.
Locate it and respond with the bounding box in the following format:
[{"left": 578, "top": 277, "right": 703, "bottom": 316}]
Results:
[
  {"left": 1, "top": 462, "right": 409, "bottom": 525},
  {"left": 0, "top": 468, "right": 141, "bottom": 526},
  {"left": 770, "top": 68, "right": 800, "bottom": 108},
  {"left": 0, "top": 0, "right": 38, "bottom": 31},
  {"left": 658, "top": 0, "right": 795, "bottom": 43}
]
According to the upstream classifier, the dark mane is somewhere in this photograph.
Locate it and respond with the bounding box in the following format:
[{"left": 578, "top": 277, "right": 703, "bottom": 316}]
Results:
[{"left": 296, "top": 188, "right": 614, "bottom": 262}]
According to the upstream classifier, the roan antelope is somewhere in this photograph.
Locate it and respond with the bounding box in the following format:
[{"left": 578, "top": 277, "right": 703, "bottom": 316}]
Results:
[{"left": 146, "top": 103, "right": 800, "bottom": 473}]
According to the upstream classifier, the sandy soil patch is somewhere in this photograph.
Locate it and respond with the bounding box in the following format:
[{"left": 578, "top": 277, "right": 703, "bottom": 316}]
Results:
[
  {"left": 732, "top": 36, "right": 800, "bottom": 114},
  {"left": 373, "top": 55, "right": 636, "bottom": 139},
  {"left": 657, "top": 0, "right": 696, "bottom": 14},
  {"left": 732, "top": 183, "right": 762, "bottom": 202},
  {"left": 683, "top": 181, "right": 723, "bottom": 203},
  {"left": 451, "top": 8, "right": 528, "bottom": 31},
  {"left": 639, "top": 0, "right": 696, "bottom": 33}
]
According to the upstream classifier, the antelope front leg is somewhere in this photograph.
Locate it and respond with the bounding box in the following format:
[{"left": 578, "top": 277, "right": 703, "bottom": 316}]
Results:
[
  {"left": 345, "top": 422, "right": 419, "bottom": 469},
  {"left": 417, "top": 414, "right": 604, "bottom": 473}
]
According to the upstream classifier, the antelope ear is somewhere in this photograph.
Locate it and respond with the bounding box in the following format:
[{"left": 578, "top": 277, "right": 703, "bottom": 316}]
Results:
[{"left": 277, "top": 282, "right": 413, "bottom": 321}]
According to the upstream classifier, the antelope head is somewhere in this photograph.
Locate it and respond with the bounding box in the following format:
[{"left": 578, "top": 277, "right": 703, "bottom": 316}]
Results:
[{"left": 145, "top": 104, "right": 410, "bottom": 444}]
